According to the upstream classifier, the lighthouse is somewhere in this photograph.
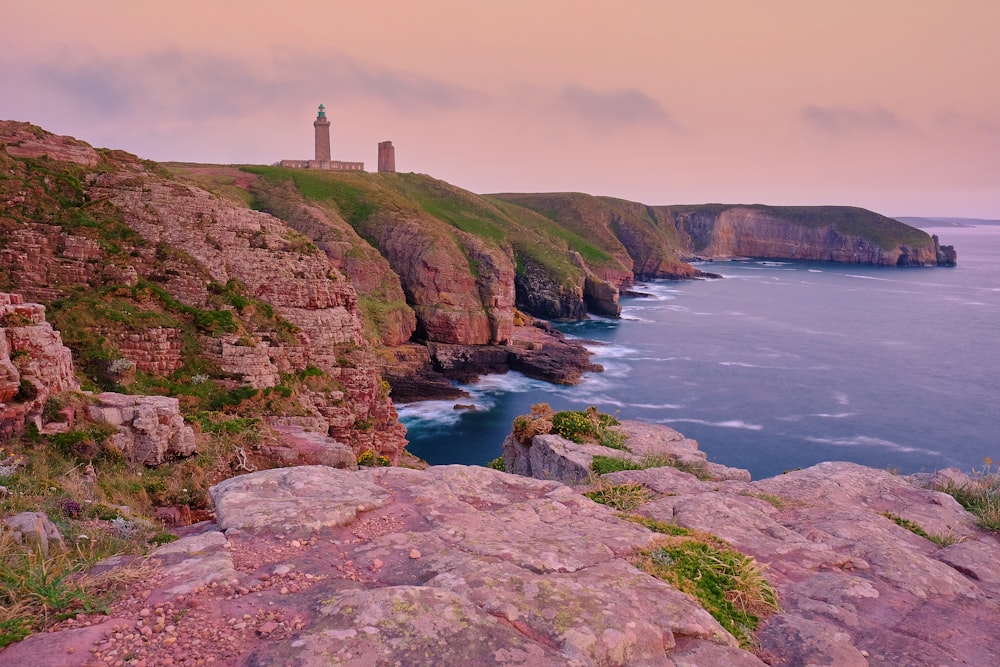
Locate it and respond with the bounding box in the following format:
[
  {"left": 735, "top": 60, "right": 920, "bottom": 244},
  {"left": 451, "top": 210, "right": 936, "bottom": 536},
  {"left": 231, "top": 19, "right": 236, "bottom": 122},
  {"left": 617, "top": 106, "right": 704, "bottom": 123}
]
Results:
[{"left": 314, "top": 104, "right": 331, "bottom": 162}]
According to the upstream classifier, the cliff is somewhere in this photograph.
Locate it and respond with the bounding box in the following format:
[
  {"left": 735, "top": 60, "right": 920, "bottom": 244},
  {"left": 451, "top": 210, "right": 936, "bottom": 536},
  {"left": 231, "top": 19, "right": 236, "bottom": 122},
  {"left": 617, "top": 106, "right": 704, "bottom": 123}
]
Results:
[
  {"left": 5, "top": 425, "right": 996, "bottom": 666},
  {"left": 0, "top": 120, "right": 404, "bottom": 461},
  {"left": 495, "top": 195, "right": 954, "bottom": 268},
  {"left": 665, "top": 203, "right": 948, "bottom": 266}
]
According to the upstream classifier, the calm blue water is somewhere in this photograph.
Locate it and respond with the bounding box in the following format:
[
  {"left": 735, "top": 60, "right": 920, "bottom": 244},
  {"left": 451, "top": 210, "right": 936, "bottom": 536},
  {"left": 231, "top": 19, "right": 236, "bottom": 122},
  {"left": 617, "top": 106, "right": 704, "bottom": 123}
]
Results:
[{"left": 399, "top": 226, "right": 1000, "bottom": 479}]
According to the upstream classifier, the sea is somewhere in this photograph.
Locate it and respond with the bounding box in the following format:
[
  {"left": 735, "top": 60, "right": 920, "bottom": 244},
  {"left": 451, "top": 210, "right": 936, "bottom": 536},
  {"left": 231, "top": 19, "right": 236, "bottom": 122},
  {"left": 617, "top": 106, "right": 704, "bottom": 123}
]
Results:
[{"left": 398, "top": 225, "right": 1000, "bottom": 480}]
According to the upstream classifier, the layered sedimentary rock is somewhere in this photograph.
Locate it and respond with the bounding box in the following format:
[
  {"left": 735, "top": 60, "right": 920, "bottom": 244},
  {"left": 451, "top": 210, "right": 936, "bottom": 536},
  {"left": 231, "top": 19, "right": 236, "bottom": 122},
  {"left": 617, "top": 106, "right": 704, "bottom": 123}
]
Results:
[
  {"left": 241, "top": 173, "right": 417, "bottom": 347},
  {"left": 87, "top": 392, "right": 197, "bottom": 465},
  {"left": 3, "top": 465, "right": 764, "bottom": 666},
  {"left": 0, "top": 293, "right": 79, "bottom": 437},
  {"left": 667, "top": 204, "right": 944, "bottom": 266},
  {"left": 0, "top": 121, "right": 405, "bottom": 460}
]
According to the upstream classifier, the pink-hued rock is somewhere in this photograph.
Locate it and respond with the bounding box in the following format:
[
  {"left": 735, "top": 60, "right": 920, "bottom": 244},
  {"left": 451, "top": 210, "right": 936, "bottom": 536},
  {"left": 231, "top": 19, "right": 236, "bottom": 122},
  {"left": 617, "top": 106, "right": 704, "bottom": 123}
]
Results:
[
  {"left": 87, "top": 392, "right": 197, "bottom": 465},
  {"left": 2, "top": 121, "right": 100, "bottom": 166},
  {"left": 507, "top": 424, "right": 1000, "bottom": 667},
  {"left": 87, "top": 160, "right": 406, "bottom": 461},
  {"left": 3, "top": 511, "right": 66, "bottom": 556},
  {"left": 0, "top": 292, "right": 80, "bottom": 437}
]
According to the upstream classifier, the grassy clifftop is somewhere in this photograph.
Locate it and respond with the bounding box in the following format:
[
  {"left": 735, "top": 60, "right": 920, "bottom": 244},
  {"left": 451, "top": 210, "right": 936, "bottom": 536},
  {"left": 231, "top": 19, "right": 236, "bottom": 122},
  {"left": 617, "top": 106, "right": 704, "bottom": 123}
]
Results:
[{"left": 664, "top": 203, "right": 931, "bottom": 250}]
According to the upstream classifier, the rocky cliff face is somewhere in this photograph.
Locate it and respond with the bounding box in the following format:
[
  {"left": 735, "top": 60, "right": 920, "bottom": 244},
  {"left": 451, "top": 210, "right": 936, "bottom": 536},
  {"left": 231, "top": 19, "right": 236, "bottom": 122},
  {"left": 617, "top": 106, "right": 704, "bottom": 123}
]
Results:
[
  {"left": 0, "top": 293, "right": 79, "bottom": 437},
  {"left": 231, "top": 172, "right": 417, "bottom": 347},
  {"left": 667, "top": 204, "right": 945, "bottom": 266},
  {"left": 0, "top": 121, "right": 404, "bottom": 461},
  {"left": 497, "top": 194, "right": 953, "bottom": 269}
]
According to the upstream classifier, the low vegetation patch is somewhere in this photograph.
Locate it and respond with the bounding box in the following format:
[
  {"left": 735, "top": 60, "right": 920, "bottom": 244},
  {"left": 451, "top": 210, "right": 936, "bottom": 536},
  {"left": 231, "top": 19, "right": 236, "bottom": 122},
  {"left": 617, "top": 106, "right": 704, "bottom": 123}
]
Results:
[
  {"left": 881, "top": 512, "right": 957, "bottom": 547},
  {"left": 632, "top": 536, "right": 779, "bottom": 649},
  {"left": 513, "top": 404, "right": 626, "bottom": 450},
  {"left": 590, "top": 455, "right": 643, "bottom": 475},
  {"left": 583, "top": 482, "right": 652, "bottom": 513},
  {"left": 0, "top": 529, "right": 154, "bottom": 649},
  {"left": 741, "top": 491, "right": 786, "bottom": 510},
  {"left": 933, "top": 459, "right": 1000, "bottom": 533}
]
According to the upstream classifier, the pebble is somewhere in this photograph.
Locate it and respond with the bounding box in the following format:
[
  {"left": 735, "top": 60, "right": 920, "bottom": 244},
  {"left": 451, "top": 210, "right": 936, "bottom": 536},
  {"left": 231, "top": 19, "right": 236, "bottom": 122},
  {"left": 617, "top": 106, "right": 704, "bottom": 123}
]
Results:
[{"left": 409, "top": 549, "right": 421, "bottom": 559}]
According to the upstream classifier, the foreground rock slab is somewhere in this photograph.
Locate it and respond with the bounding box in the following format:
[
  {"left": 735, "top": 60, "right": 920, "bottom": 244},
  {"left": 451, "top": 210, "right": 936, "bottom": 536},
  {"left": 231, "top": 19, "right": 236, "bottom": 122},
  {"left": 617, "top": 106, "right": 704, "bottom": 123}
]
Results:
[
  {"left": 509, "top": 421, "right": 1000, "bottom": 667},
  {"left": 0, "top": 465, "right": 763, "bottom": 666}
]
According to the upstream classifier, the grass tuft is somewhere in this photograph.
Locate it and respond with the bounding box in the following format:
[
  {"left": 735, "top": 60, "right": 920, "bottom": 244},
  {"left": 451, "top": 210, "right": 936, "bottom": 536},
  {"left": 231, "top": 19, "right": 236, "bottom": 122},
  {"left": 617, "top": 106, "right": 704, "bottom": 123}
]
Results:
[
  {"left": 632, "top": 538, "right": 778, "bottom": 648},
  {"left": 583, "top": 483, "right": 652, "bottom": 513},
  {"left": 932, "top": 459, "right": 1000, "bottom": 533},
  {"left": 881, "top": 512, "right": 958, "bottom": 547}
]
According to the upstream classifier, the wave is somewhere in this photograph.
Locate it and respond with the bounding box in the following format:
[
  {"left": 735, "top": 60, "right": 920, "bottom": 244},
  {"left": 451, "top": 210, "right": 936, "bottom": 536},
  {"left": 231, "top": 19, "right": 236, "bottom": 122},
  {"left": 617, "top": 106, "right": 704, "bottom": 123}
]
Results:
[
  {"left": 396, "top": 401, "right": 467, "bottom": 430},
  {"left": 586, "top": 343, "right": 637, "bottom": 359},
  {"left": 834, "top": 392, "right": 850, "bottom": 405},
  {"left": 466, "top": 371, "right": 551, "bottom": 396},
  {"left": 804, "top": 435, "right": 942, "bottom": 457},
  {"left": 779, "top": 412, "right": 858, "bottom": 422},
  {"left": 656, "top": 418, "right": 764, "bottom": 431},
  {"left": 631, "top": 401, "right": 683, "bottom": 410},
  {"left": 844, "top": 274, "right": 894, "bottom": 282}
]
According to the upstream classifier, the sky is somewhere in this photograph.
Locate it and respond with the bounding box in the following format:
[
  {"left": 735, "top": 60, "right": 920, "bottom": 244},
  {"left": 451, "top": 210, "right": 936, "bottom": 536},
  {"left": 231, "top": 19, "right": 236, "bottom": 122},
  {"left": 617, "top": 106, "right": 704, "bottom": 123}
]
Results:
[{"left": 4, "top": 1, "right": 1000, "bottom": 217}]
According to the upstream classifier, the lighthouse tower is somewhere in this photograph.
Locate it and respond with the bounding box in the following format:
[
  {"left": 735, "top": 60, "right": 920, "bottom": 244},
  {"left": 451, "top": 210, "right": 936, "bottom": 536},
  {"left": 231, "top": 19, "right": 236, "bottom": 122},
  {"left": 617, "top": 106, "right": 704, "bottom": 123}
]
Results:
[{"left": 314, "top": 104, "right": 331, "bottom": 162}]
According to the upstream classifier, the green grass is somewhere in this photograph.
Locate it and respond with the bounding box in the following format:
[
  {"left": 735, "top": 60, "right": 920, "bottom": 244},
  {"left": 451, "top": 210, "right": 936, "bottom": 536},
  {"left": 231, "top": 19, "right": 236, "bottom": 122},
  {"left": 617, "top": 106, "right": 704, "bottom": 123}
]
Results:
[
  {"left": 243, "top": 166, "right": 378, "bottom": 226},
  {"left": 665, "top": 203, "right": 930, "bottom": 251},
  {"left": 551, "top": 407, "right": 621, "bottom": 446},
  {"left": 931, "top": 461, "right": 1000, "bottom": 533},
  {"left": 632, "top": 538, "right": 779, "bottom": 648},
  {"left": 881, "top": 512, "right": 957, "bottom": 547},
  {"left": 583, "top": 483, "right": 652, "bottom": 512},
  {"left": 741, "top": 492, "right": 787, "bottom": 510},
  {"left": 590, "top": 455, "right": 643, "bottom": 475}
]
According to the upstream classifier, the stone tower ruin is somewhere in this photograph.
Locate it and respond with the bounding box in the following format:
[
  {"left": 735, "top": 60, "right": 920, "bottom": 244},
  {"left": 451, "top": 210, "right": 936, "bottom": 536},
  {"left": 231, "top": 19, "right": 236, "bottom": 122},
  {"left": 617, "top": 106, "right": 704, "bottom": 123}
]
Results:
[
  {"left": 378, "top": 141, "right": 396, "bottom": 173},
  {"left": 314, "top": 104, "right": 331, "bottom": 162}
]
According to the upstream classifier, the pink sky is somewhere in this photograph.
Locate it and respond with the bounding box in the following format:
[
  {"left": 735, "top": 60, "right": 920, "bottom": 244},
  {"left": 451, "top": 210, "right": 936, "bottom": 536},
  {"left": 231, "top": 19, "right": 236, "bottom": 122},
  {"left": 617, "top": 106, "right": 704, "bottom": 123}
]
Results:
[{"left": 4, "top": 1, "right": 999, "bottom": 217}]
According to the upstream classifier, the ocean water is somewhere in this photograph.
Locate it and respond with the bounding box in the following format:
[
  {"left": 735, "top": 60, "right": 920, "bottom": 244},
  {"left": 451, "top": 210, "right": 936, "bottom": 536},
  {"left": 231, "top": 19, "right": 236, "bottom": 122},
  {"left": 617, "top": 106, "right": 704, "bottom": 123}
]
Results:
[{"left": 399, "top": 226, "right": 1000, "bottom": 480}]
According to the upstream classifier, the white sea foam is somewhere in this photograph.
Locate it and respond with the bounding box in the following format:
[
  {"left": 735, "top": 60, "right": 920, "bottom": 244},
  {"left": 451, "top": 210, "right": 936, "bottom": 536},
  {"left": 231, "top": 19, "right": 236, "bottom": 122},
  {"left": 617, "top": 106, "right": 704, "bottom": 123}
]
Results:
[
  {"left": 834, "top": 392, "right": 850, "bottom": 405},
  {"left": 587, "top": 343, "right": 637, "bottom": 359},
  {"left": 657, "top": 418, "right": 764, "bottom": 431},
  {"left": 805, "top": 435, "right": 942, "bottom": 457},
  {"left": 779, "top": 411, "right": 858, "bottom": 422},
  {"left": 631, "top": 401, "right": 683, "bottom": 410},
  {"left": 844, "top": 274, "right": 894, "bottom": 282},
  {"left": 396, "top": 400, "right": 467, "bottom": 429}
]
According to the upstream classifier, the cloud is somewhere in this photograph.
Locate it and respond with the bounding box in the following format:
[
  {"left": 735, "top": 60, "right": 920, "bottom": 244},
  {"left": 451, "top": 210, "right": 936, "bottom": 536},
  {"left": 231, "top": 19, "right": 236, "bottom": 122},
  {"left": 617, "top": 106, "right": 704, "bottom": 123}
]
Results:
[
  {"left": 934, "top": 110, "right": 998, "bottom": 135},
  {"left": 801, "top": 104, "right": 901, "bottom": 133},
  {"left": 556, "top": 85, "right": 678, "bottom": 129},
  {"left": 21, "top": 48, "right": 480, "bottom": 123}
]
